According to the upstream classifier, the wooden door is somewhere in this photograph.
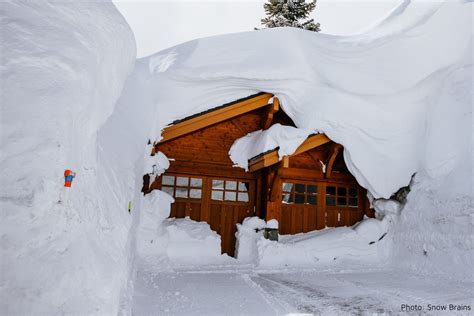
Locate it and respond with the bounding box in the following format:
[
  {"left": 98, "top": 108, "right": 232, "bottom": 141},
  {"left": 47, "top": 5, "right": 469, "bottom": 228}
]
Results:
[
  {"left": 207, "top": 178, "right": 255, "bottom": 256},
  {"left": 324, "top": 184, "right": 364, "bottom": 227},
  {"left": 279, "top": 180, "right": 365, "bottom": 234},
  {"left": 159, "top": 174, "right": 255, "bottom": 256},
  {"left": 280, "top": 181, "right": 325, "bottom": 235}
]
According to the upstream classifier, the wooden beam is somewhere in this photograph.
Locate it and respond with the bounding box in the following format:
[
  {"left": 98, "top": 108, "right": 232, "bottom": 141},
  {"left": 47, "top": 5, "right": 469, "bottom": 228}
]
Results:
[
  {"left": 282, "top": 156, "right": 289, "bottom": 168},
  {"left": 278, "top": 167, "right": 357, "bottom": 184},
  {"left": 292, "top": 134, "right": 331, "bottom": 156},
  {"left": 248, "top": 150, "right": 279, "bottom": 173},
  {"left": 325, "top": 144, "right": 342, "bottom": 179},
  {"left": 263, "top": 97, "right": 279, "bottom": 130},
  {"left": 248, "top": 133, "right": 331, "bottom": 173},
  {"left": 158, "top": 93, "right": 273, "bottom": 144}
]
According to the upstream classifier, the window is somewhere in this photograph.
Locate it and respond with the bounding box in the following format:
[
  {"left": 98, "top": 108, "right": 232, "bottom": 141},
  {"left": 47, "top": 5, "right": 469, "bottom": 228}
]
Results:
[
  {"left": 326, "top": 185, "right": 358, "bottom": 208},
  {"left": 160, "top": 175, "right": 202, "bottom": 199},
  {"left": 281, "top": 182, "right": 318, "bottom": 205},
  {"left": 212, "top": 179, "right": 249, "bottom": 202}
]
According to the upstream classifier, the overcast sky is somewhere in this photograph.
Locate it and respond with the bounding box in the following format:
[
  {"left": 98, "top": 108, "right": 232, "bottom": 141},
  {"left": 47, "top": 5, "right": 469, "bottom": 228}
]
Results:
[{"left": 113, "top": 0, "right": 401, "bottom": 58}]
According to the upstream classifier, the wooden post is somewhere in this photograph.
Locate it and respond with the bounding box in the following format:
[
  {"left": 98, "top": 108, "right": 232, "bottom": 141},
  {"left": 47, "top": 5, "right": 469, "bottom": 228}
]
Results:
[{"left": 265, "top": 163, "right": 283, "bottom": 224}]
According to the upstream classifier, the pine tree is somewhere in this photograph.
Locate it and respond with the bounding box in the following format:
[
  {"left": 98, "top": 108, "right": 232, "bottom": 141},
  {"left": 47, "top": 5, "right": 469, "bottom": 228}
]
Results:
[{"left": 259, "top": 0, "right": 321, "bottom": 32}]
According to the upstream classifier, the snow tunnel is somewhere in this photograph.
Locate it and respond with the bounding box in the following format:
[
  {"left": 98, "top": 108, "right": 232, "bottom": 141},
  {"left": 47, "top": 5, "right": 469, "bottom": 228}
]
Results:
[{"left": 143, "top": 92, "right": 374, "bottom": 256}]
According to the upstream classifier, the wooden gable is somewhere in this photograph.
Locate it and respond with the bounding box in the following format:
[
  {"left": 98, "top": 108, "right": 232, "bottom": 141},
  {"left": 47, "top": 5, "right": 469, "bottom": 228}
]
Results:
[
  {"left": 157, "top": 92, "right": 273, "bottom": 144},
  {"left": 147, "top": 92, "right": 374, "bottom": 256}
]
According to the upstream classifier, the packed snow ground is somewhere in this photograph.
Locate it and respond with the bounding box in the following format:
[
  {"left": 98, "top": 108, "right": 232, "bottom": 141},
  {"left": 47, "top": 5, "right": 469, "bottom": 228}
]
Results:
[{"left": 132, "top": 268, "right": 473, "bottom": 315}]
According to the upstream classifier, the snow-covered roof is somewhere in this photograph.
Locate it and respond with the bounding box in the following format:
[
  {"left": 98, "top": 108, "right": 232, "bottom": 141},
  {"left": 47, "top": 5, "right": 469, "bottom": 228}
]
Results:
[{"left": 137, "top": 0, "right": 471, "bottom": 199}]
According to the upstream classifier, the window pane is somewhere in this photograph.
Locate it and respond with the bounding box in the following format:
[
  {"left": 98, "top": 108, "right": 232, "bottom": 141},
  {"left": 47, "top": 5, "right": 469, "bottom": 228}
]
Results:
[
  {"left": 190, "top": 178, "right": 202, "bottom": 188},
  {"left": 348, "top": 198, "right": 358, "bottom": 207},
  {"left": 337, "top": 197, "right": 347, "bottom": 206},
  {"left": 189, "top": 189, "right": 202, "bottom": 199},
  {"left": 282, "top": 182, "right": 293, "bottom": 193},
  {"left": 162, "top": 175, "right": 175, "bottom": 185},
  {"left": 225, "top": 191, "right": 237, "bottom": 201},
  {"left": 295, "top": 184, "right": 305, "bottom": 194},
  {"left": 295, "top": 194, "right": 305, "bottom": 204},
  {"left": 337, "top": 187, "right": 347, "bottom": 196},
  {"left": 162, "top": 186, "right": 174, "bottom": 196},
  {"left": 307, "top": 185, "right": 317, "bottom": 194},
  {"left": 349, "top": 188, "right": 358, "bottom": 197},
  {"left": 307, "top": 195, "right": 317, "bottom": 205},
  {"left": 225, "top": 181, "right": 237, "bottom": 190},
  {"left": 238, "top": 192, "right": 249, "bottom": 202},
  {"left": 212, "top": 180, "right": 224, "bottom": 189},
  {"left": 211, "top": 190, "right": 223, "bottom": 201},
  {"left": 238, "top": 182, "right": 249, "bottom": 192},
  {"left": 282, "top": 193, "right": 292, "bottom": 203},
  {"left": 175, "top": 187, "right": 188, "bottom": 198},
  {"left": 326, "top": 196, "right": 336, "bottom": 206},
  {"left": 327, "top": 186, "right": 336, "bottom": 195},
  {"left": 176, "top": 176, "right": 189, "bottom": 186}
]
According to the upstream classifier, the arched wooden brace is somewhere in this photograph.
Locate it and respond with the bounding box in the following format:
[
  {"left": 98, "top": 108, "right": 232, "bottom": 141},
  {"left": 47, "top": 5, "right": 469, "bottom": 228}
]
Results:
[
  {"left": 263, "top": 97, "right": 280, "bottom": 130},
  {"left": 325, "top": 144, "right": 342, "bottom": 179}
]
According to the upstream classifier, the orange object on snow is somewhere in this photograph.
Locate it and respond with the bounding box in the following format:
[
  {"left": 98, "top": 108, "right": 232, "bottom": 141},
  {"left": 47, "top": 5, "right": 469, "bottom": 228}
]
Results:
[{"left": 64, "top": 169, "right": 76, "bottom": 188}]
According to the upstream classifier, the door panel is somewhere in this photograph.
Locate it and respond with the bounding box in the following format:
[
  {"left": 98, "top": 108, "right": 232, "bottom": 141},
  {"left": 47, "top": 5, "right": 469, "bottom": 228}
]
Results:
[{"left": 281, "top": 180, "right": 365, "bottom": 234}]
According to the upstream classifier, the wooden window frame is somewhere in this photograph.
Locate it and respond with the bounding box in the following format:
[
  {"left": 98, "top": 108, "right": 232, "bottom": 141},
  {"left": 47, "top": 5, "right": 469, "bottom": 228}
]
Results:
[
  {"left": 325, "top": 183, "right": 359, "bottom": 208},
  {"left": 281, "top": 181, "right": 319, "bottom": 205},
  {"left": 211, "top": 179, "right": 250, "bottom": 203},
  {"left": 160, "top": 174, "right": 203, "bottom": 200}
]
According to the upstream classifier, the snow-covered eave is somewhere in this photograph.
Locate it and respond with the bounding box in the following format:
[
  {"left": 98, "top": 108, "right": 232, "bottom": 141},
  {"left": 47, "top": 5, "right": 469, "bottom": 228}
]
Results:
[{"left": 246, "top": 133, "right": 331, "bottom": 173}]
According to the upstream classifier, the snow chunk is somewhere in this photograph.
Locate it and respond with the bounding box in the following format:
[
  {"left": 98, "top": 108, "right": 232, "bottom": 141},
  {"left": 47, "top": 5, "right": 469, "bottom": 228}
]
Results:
[
  {"left": 138, "top": 192, "right": 233, "bottom": 266},
  {"left": 163, "top": 218, "right": 232, "bottom": 265},
  {"left": 230, "top": 124, "right": 311, "bottom": 170},
  {"left": 257, "top": 217, "right": 390, "bottom": 268},
  {"left": 373, "top": 199, "right": 403, "bottom": 216},
  {"left": 353, "top": 218, "right": 388, "bottom": 244},
  {"left": 144, "top": 150, "right": 170, "bottom": 184},
  {"left": 235, "top": 217, "right": 266, "bottom": 263},
  {"left": 266, "top": 219, "right": 279, "bottom": 229}
]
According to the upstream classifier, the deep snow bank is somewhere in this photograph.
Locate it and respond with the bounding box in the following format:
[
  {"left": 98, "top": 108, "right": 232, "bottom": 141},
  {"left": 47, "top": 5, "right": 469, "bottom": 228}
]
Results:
[
  {"left": 137, "top": 191, "right": 232, "bottom": 268},
  {"left": 390, "top": 61, "right": 473, "bottom": 281},
  {"left": 235, "top": 216, "right": 393, "bottom": 268},
  {"left": 0, "top": 2, "right": 136, "bottom": 314},
  {"left": 138, "top": 0, "right": 470, "bottom": 200}
]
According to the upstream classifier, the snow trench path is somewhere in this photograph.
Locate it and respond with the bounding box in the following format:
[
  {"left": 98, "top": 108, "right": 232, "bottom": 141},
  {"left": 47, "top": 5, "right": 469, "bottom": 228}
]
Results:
[
  {"left": 130, "top": 266, "right": 473, "bottom": 315},
  {"left": 131, "top": 270, "right": 287, "bottom": 315}
]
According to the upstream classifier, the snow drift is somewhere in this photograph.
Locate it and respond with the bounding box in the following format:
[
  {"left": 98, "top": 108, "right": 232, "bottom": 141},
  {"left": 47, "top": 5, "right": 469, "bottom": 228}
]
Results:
[
  {"left": 125, "top": 0, "right": 472, "bottom": 280},
  {"left": 138, "top": 0, "right": 470, "bottom": 200},
  {"left": 0, "top": 2, "right": 136, "bottom": 314},
  {"left": 136, "top": 191, "right": 232, "bottom": 268}
]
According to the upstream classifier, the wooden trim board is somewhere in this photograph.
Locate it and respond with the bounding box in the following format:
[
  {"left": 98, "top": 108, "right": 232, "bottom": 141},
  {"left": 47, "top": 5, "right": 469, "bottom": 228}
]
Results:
[{"left": 159, "top": 93, "right": 273, "bottom": 144}]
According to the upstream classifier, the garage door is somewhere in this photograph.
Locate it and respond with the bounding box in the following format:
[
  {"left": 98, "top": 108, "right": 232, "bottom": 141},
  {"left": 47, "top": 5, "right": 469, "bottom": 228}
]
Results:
[{"left": 159, "top": 173, "right": 255, "bottom": 256}]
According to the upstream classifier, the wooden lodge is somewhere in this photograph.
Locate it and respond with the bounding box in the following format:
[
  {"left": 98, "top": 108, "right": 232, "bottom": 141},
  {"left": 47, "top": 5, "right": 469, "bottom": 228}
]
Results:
[{"left": 143, "top": 93, "right": 374, "bottom": 256}]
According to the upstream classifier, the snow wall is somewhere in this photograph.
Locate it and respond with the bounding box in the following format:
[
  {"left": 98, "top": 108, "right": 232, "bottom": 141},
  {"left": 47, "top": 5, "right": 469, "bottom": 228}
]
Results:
[
  {"left": 126, "top": 0, "right": 472, "bottom": 280},
  {"left": 0, "top": 2, "right": 137, "bottom": 314}
]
